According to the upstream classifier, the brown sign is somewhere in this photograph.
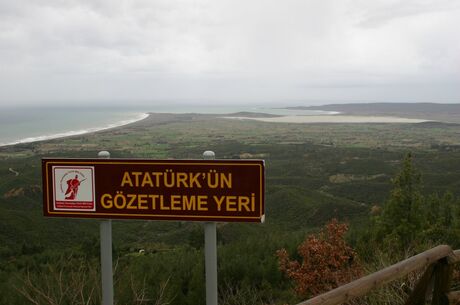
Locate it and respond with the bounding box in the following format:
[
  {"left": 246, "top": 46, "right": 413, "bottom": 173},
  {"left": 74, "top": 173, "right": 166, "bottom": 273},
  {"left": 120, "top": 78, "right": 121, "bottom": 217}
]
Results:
[{"left": 42, "top": 158, "right": 265, "bottom": 222}]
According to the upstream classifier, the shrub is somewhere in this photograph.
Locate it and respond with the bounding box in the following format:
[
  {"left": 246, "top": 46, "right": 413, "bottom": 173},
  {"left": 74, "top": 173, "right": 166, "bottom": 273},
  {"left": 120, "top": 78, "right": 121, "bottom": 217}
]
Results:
[{"left": 276, "top": 219, "right": 363, "bottom": 298}]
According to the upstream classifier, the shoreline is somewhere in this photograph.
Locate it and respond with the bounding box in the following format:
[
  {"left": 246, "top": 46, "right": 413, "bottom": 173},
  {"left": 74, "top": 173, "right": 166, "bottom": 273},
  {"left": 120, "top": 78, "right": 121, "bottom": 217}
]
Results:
[
  {"left": 0, "top": 108, "right": 435, "bottom": 149},
  {"left": 0, "top": 113, "right": 150, "bottom": 148}
]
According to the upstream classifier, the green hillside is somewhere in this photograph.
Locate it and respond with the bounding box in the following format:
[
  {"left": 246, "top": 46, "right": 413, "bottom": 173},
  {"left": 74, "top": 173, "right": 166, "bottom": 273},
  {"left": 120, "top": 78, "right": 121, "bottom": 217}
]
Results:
[{"left": 2, "top": 113, "right": 460, "bottom": 304}]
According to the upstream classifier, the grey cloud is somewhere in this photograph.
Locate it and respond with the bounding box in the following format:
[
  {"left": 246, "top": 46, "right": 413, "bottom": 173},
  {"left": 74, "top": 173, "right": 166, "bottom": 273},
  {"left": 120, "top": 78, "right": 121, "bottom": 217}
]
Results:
[
  {"left": 0, "top": 0, "right": 459, "bottom": 105},
  {"left": 356, "top": 0, "right": 460, "bottom": 28}
]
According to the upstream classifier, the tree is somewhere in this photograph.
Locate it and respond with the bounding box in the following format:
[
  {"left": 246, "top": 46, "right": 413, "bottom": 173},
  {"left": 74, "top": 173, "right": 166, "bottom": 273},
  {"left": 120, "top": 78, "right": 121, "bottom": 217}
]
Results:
[
  {"left": 369, "top": 152, "right": 460, "bottom": 253},
  {"left": 374, "top": 152, "right": 424, "bottom": 250},
  {"left": 276, "top": 219, "right": 362, "bottom": 298},
  {"left": 423, "top": 192, "right": 458, "bottom": 246}
]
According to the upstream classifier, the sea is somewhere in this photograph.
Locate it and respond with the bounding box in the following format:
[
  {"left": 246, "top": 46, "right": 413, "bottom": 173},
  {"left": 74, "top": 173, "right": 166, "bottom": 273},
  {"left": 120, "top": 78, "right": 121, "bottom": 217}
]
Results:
[{"left": 0, "top": 104, "right": 334, "bottom": 147}]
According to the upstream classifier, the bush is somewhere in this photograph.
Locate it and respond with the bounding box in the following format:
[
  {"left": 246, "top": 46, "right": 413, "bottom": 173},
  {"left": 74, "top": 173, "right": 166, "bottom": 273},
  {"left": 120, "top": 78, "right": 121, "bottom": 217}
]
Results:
[{"left": 276, "top": 219, "right": 363, "bottom": 298}]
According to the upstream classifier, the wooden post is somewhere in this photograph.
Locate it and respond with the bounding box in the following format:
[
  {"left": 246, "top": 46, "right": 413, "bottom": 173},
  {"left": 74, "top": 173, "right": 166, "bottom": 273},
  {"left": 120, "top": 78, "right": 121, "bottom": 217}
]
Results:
[
  {"left": 405, "top": 263, "right": 435, "bottom": 305},
  {"left": 432, "top": 258, "right": 453, "bottom": 305}
]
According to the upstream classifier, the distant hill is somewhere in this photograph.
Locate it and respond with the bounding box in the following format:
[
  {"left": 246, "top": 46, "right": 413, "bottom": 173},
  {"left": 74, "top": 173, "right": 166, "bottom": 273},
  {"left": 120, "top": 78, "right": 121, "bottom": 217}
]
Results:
[{"left": 288, "top": 103, "right": 460, "bottom": 123}]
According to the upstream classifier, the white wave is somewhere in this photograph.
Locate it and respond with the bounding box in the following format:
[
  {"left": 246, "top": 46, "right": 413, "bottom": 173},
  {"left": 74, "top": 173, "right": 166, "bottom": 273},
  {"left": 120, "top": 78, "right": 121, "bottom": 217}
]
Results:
[{"left": 0, "top": 113, "right": 149, "bottom": 147}]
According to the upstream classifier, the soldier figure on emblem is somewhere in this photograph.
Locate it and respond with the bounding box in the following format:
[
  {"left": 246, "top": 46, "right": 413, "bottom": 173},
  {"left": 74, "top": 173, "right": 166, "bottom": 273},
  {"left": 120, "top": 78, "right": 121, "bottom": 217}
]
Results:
[{"left": 65, "top": 175, "right": 81, "bottom": 200}]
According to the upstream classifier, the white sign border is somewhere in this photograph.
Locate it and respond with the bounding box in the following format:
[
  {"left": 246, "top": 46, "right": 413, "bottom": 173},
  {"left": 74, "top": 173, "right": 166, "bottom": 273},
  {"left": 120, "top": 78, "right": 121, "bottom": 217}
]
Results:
[{"left": 52, "top": 165, "right": 96, "bottom": 212}]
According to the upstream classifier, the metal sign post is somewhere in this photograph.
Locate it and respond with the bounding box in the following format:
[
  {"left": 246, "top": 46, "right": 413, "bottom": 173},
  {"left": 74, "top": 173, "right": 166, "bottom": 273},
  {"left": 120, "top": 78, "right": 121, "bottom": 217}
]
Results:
[
  {"left": 98, "top": 151, "right": 114, "bottom": 305},
  {"left": 203, "top": 150, "right": 218, "bottom": 305}
]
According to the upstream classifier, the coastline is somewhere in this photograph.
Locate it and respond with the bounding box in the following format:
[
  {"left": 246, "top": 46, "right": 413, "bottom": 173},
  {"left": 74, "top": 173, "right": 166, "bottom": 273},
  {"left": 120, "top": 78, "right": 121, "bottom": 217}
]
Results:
[
  {"left": 0, "top": 112, "right": 150, "bottom": 147},
  {"left": 0, "top": 104, "right": 439, "bottom": 149}
]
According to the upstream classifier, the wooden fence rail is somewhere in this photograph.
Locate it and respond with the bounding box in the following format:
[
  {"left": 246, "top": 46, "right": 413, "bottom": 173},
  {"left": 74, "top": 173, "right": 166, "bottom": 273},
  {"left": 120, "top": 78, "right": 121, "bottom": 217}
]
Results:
[{"left": 296, "top": 245, "right": 460, "bottom": 305}]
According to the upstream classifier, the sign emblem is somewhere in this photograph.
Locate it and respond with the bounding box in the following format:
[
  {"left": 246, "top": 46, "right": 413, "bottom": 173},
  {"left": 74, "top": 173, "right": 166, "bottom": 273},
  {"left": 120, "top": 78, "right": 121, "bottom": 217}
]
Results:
[{"left": 52, "top": 166, "right": 95, "bottom": 211}]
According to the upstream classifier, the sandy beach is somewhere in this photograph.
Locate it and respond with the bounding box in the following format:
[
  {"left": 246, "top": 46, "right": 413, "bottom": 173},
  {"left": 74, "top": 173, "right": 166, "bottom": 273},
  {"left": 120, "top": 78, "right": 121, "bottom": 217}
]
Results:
[
  {"left": 224, "top": 115, "right": 429, "bottom": 124},
  {"left": 0, "top": 112, "right": 150, "bottom": 147}
]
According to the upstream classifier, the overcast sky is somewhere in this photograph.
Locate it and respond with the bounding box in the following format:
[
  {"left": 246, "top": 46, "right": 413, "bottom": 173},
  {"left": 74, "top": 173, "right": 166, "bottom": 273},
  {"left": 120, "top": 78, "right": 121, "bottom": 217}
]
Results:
[{"left": 1, "top": 0, "right": 459, "bottom": 106}]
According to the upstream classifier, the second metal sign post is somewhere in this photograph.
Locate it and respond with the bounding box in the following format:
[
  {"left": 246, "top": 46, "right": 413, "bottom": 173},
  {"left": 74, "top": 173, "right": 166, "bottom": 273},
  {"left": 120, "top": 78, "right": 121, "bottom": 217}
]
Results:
[{"left": 203, "top": 151, "right": 218, "bottom": 305}]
